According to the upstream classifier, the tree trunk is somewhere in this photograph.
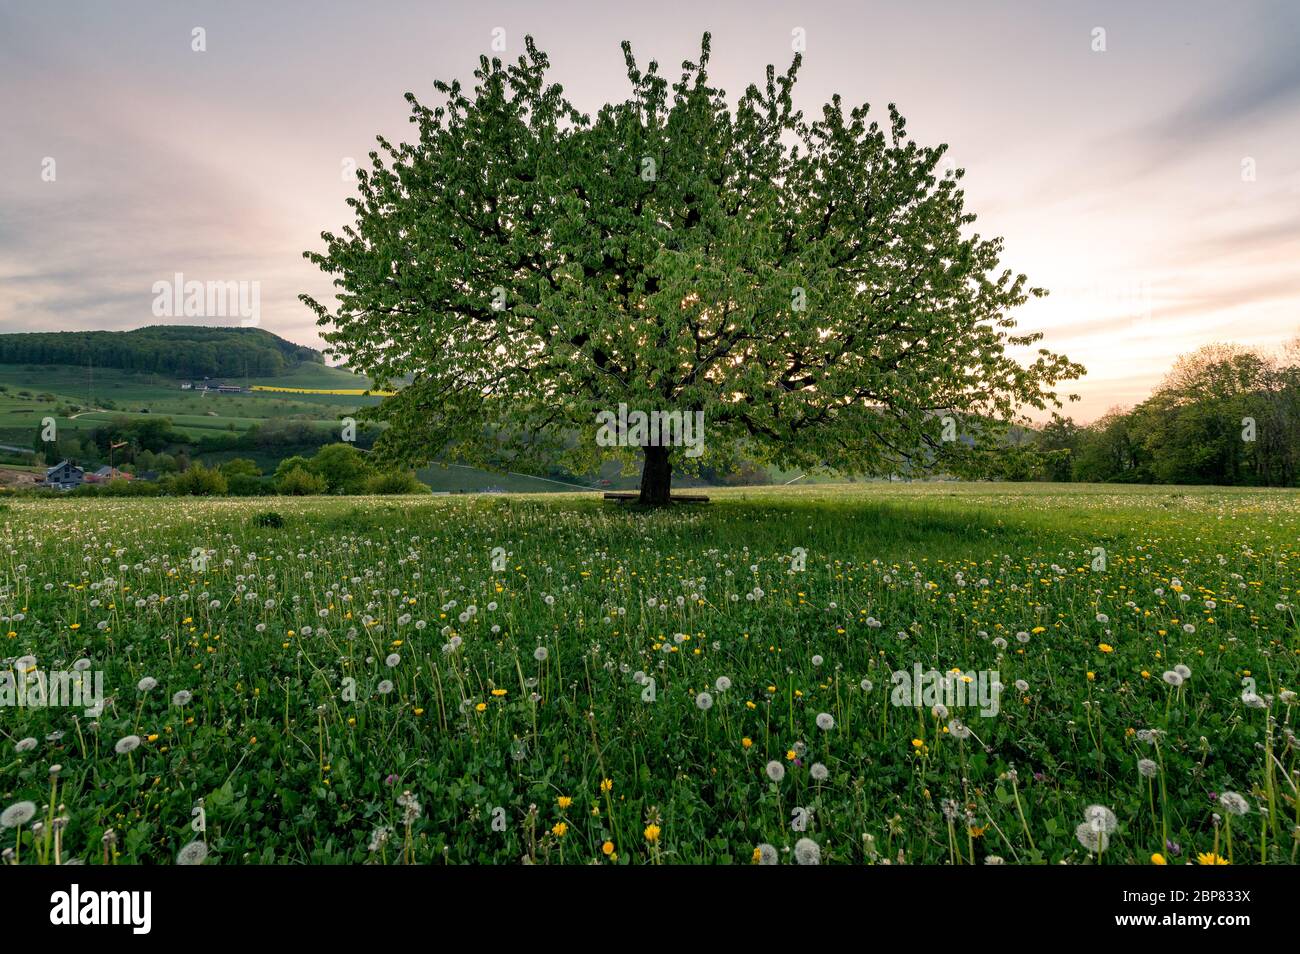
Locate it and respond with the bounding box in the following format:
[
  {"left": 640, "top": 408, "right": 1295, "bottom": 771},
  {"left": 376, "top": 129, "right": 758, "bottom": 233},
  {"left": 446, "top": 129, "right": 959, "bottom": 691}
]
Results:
[{"left": 638, "top": 445, "right": 673, "bottom": 505}]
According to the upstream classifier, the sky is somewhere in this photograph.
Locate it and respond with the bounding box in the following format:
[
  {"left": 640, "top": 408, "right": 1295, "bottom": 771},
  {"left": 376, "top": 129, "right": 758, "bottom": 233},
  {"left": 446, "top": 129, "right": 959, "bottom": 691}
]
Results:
[{"left": 1, "top": 0, "right": 1297, "bottom": 422}]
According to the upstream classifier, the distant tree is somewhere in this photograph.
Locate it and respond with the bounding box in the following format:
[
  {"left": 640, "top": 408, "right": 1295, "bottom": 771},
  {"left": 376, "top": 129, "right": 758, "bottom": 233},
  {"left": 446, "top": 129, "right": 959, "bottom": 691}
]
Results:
[
  {"left": 226, "top": 473, "right": 269, "bottom": 496},
  {"left": 307, "top": 443, "right": 373, "bottom": 494},
  {"left": 171, "top": 462, "right": 228, "bottom": 496},
  {"left": 273, "top": 455, "right": 314, "bottom": 483},
  {"left": 219, "top": 457, "right": 263, "bottom": 479},
  {"left": 1073, "top": 408, "right": 1145, "bottom": 483},
  {"left": 277, "top": 466, "right": 328, "bottom": 496},
  {"left": 364, "top": 470, "right": 429, "bottom": 494},
  {"left": 0, "top": 326, "right": 325, "bottom": 378},
  {"left": 1034, "top": 415, "right": 1081, "bottom": 482},
  {"left": 1134, "top": 345, "right": 1277, "bottom": 485}
]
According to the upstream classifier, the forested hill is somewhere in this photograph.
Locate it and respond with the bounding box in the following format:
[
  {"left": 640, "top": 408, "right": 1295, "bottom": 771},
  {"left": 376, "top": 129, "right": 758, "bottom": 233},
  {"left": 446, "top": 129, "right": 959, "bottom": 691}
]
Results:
[{"left": 0, "top": 326, "right": 325, "bottom": 378}]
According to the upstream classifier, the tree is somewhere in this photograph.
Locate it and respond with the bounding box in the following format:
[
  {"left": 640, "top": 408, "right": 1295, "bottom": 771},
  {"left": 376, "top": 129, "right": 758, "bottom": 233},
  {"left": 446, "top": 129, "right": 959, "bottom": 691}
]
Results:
[
  {"left": 170, "top": 462, "right": 228, "bottom": 496},
  {"left": 277, "top": 466, "right": 328, "bottom": 496},
  {"left": 364, "top": 470, "right": 430, "bottom": 494},
  {"left": 219, "top": 457, "right": 263, "bottom": 479},
  {"left": 308, "top": 442, "right": 374, "bottom": 494},
  {"left": 303, "top": 35, "right": 1081, "bottom": 504},
  {"left": 1034, "top": 414, "right": 1081, "bottom": 482},
  {"left": 1073, "top": 408, "right": 1145, "bottom": 483},
  {"left": 273, "top": 455, "right": 313, "bottom": 484}
]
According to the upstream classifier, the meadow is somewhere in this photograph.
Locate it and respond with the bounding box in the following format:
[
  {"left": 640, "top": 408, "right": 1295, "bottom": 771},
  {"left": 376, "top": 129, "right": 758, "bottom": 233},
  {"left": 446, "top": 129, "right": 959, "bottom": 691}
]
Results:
[{"left": 1, "top": 483, "right": 1297, "bottom": 865}]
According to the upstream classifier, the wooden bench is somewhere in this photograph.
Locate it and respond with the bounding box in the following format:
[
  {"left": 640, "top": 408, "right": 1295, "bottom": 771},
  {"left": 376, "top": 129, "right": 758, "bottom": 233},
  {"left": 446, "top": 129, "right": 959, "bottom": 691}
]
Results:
[{"left": 602, "top": 492, "right": 710, "bottom": 504}]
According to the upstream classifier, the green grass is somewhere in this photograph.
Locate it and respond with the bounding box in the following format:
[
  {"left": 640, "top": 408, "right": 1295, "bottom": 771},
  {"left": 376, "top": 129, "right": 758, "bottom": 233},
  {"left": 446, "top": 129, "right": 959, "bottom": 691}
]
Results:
[
  {"left": 0, "top": 364, "right": 367, "bottom": 449},
  {"left": 1, "top": 483, "right": 1297, "bottom": 865}
]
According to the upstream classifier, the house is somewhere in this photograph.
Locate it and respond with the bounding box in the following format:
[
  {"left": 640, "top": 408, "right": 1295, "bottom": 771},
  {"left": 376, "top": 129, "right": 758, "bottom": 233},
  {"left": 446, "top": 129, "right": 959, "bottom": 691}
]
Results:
[
  {"left": 194, "top": 381, "right": 246, "bottom": 395},
  {"left": 44, "top": 460, "right": 84, "bottom": 491},
  {"left": 87, "top": 466, "right": 131, "bottom": 483},
  {"left": 180, "top": 382, "right": 193, "bottom": 390}
]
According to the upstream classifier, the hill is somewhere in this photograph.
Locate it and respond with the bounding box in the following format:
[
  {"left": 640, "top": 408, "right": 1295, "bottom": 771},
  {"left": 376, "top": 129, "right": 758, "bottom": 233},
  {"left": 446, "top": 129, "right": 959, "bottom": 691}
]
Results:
[{"left": 0, "top": 325, "right": 325, "bottom": 379}]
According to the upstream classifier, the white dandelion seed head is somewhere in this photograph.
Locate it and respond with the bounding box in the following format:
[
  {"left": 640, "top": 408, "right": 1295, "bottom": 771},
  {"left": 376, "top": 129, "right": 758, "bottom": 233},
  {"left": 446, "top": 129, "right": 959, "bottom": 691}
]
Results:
[
  {"left": 755, "top": 842, "right": 779, "bottom": 865},
  {"left": 176, "top": 840, "right": 209, "bottom": 865},
  {"left": 815, "top": 712, "right": 835, "bottom": 731},
  {"left": 714, "top": 676, "right": 732, "bottom": 692},
  {"left": 793, "top": 837, "right": 821, "bottom": 865},
  {"left": 1075, "top": 821, "right": 1109, "bottom": 853},
  {"left": 1083, "top": 804, "right": 1117, "bottom": 834},
  {"left": 114, "top": 735, "right": 141, "bottom": 754},
  {"left": 695, "top": 691, "right": 714, "bottom": 711},
  {"left": 1218, "top": 792, "right": 1250, "bottom": 816},
  {"left": 137, "top": 676, "right": 158, "bottom": 692},
  {"left": 765, "top": 760, "right": 786, "bottom": 783},
  {"left": 1, "top": 801, "right": 37, "bottom": 828},
  {"left": 810, "top": 762, "right": 829, "bottom": 781},
  {"left": 1137, "top": 758, "right": 1158, "bottom": 778}
]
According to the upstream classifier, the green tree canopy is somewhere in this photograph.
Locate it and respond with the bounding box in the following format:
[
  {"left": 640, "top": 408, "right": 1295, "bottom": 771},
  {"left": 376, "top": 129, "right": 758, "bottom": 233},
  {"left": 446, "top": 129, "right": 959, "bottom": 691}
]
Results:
[{"left": 304, "top": 34, "right": 1081, "bottom": 503}]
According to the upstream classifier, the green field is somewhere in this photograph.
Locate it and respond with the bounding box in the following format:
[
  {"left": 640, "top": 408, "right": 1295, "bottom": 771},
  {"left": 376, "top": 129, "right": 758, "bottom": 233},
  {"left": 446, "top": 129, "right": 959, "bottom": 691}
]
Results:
[
  {"left": 0, "top": 363, "right": 369, "bottom": 447},
  {"left": 0, "top": 364, "right": 642, "bottom": 492},
  {"left": 1, "top": 483, "right": 1296, "bottom": 865}
]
